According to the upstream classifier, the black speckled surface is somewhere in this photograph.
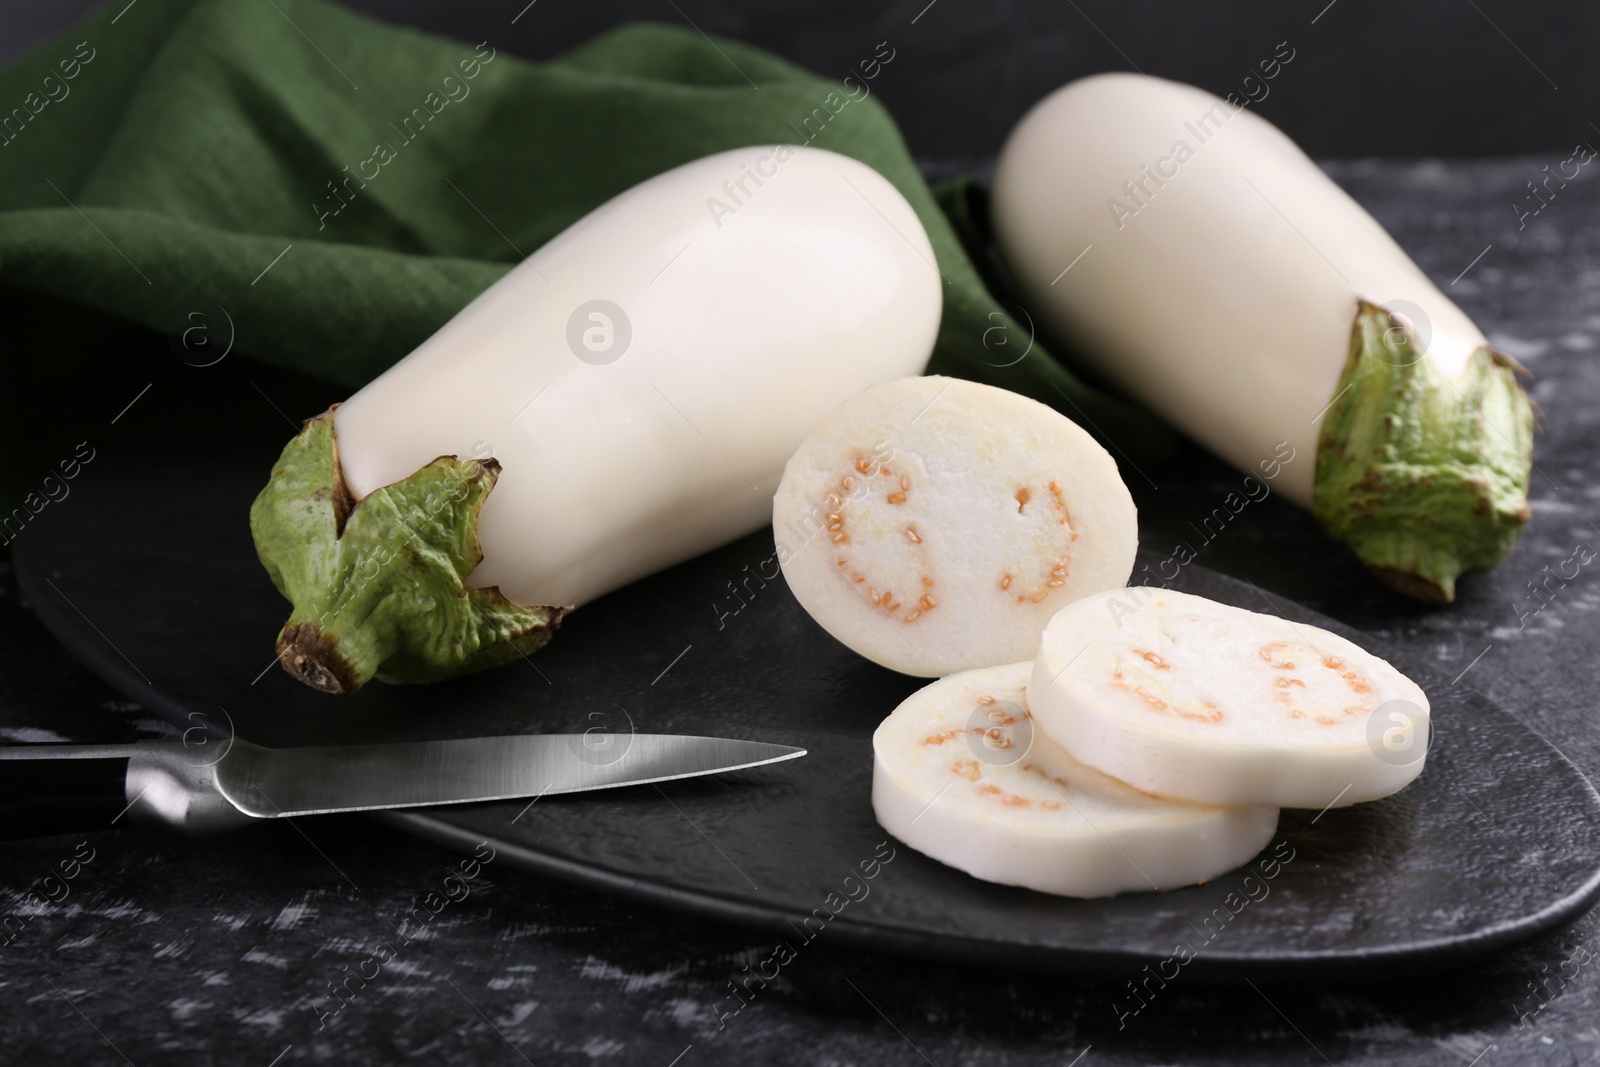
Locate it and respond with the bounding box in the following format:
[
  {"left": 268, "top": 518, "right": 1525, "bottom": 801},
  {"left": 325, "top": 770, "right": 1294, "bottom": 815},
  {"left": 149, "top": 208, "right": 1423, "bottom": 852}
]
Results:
[
  {"left": 2, "top": 158, "right": 1599, "bottom": 1065},
  {"left": 12, "top": 438, "right": 1600, "bottom": 985}
]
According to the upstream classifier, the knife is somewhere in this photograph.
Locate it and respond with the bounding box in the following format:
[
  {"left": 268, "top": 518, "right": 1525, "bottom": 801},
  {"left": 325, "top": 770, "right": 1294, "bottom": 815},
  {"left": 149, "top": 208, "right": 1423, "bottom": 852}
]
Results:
[{"left": 0, "top": 733, "right": 805, "bottom": 839}]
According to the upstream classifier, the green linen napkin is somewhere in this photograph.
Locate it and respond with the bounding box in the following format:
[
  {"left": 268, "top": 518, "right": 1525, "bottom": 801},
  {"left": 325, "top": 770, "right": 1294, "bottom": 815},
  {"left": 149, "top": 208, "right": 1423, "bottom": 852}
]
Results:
[{"left": 0, "top": 0, "right": 1170, "bottom": 516}]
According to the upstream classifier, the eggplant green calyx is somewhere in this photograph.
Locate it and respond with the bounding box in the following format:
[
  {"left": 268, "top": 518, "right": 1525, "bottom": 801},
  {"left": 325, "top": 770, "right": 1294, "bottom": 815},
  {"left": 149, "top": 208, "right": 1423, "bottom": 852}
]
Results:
[
  {"left": 249, "top": 409, "right": 561, "bottom": 695},
  {"left": 1313, "top": 301, "right": 1535, "bottom": 605}
]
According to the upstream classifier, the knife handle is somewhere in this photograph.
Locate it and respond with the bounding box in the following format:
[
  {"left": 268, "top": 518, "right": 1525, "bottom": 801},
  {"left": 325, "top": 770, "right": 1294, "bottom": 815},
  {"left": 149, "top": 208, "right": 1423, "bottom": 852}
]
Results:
[
  {"left": 0, "top": 743, "right": 258, "bottom": 838},
  {"left": 0, "top": 753, "right": 130, "bottom": 840}
]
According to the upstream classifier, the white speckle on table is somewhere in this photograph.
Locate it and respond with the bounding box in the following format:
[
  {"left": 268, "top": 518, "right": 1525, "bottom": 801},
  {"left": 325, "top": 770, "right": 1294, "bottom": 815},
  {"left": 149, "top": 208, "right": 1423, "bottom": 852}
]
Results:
[
  {"left": 0, "top": 726, "right": 69, "bottom": 743},
  {"left": 382, "top": 958, "right": 429, "bottom": 978},
  {"left": 1560, "top": 332, "right": 1595, "bottom": 350},
  {"left": 500, "top": 922, "right": 596, "bottom": 941},
  {"left": 666, "top": 997, "right": 720, "bottom": 1031},
  {"left": 581, "top": 1036, "right": 627, "bottom": 1058},
  {"left": 496, "top": 999, "right": 540, "bottom": 1027},
  {"left": 165, "top": 998, "right": 209, "bottom": 1022},
  {"left": 380, "top": 981, "right": 437, "bottom": 999},
  {"left": 96, "top": 900, "right": 158, "bottom": 924},
  {"left": 270, "top": 897, "right": 315, "bottom": 931},
  {"left": 153, "top": 940, "right": 191, "bottom": 959},
  {"left": 1487, "top": 332, "right": 1551, "bottom": 360},
  {"left": 212, "top": 912, "right": 251, "bottom": 933},
  {"left": 240, "top": 947, "right": 289, "bottom": 970},
  {"left": 231, "top": 1006, "right": 287, "bottom": 1031},
  {"left": 400, "top": 917, "right": 464, "bottom": 944},
  {"left": 579, "top": 956, "right": 684, "bottom": 993},
  {"left": 1494, "top": 611, "right": 1567, "bottom": 640},
  {"left": 1530, "top": 497, "right": 1577, "bottom": 514},
  {"left": 56, "top": 933, "right": 98, "bottom": 950},
  {"left": 487, "top": 965, "right": 540, "bottom": 991},
  {"left": 1434, "top": 1033, "right": 1499, "bottom": 1060}
]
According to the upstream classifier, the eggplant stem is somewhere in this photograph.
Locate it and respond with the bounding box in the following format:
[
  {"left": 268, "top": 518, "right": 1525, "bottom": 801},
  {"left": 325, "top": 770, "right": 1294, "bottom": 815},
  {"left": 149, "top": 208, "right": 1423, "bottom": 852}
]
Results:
[
  {"left": 1312, "top": 301, "right": 1535, "bottom": 604},
  {"left": 276, "top": 621, "right": 359, "bottom": 696},
  {"left": 251, "top": 410, "right": 561, "bottom": 695}
]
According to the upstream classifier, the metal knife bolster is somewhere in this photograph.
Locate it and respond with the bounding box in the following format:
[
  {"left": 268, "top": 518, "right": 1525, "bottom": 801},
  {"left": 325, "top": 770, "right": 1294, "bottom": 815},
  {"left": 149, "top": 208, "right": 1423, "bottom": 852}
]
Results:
[
  {"left": 0, "top": 742, "right": 255, "bottom": 836},
  {"left": 125, "top": 744, "right": 259, "bottom": 833}
]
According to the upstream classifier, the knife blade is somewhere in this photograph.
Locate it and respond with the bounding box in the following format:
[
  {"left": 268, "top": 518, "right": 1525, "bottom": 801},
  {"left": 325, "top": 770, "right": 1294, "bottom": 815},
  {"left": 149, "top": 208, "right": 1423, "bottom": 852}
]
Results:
[{"left": 0, "top": 733, "right": 805, "bottom": 838}]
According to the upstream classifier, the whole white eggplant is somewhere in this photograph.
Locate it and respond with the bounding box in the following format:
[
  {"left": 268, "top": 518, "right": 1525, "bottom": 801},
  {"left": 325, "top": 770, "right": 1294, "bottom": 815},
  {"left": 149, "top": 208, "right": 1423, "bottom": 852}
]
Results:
[
  {"left": 252, "top": 146, "right": 942, "bottom": 693},
  {"left": 992, "top": 73, "right": 1534, "bottom": 602}
]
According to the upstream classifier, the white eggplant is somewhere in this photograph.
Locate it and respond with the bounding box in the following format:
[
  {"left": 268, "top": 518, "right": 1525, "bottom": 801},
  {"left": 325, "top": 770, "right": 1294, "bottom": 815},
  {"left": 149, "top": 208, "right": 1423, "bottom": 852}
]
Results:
[
  {"left": 1031, "top": 588, "right": 1431, "bottom": 808},
  {"left": 873, "top": 661, "right": 1280, "bottom": 897},
  {"left": 992, "top": 73, "right": 1534, "bottom": 603},
  {"left": 772, "top": 376, "right": 1138, "bottom": 677},
  {"left": 251, "top": 146, "right": 942, "bottom": 693}
]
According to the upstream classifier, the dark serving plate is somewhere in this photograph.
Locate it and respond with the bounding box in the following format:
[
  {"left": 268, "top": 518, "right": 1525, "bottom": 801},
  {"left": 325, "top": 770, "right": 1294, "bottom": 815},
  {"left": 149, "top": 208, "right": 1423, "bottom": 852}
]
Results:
[{"left": 13, "top": 435, "right": 1600, "bottom": 982}]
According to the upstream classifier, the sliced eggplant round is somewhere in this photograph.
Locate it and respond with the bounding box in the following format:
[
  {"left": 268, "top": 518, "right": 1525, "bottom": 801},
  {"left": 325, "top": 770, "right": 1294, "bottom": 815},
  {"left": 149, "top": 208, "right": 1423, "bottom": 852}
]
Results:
[
  {"left": 773, "top": 376, "right": 1137, "bottom": 677},
  {"left": 1031, "top": 588, "right": 1432, "bottom": 809},
  {"left": 873, "top": 661, "right": 1280, "bottom": 898}
]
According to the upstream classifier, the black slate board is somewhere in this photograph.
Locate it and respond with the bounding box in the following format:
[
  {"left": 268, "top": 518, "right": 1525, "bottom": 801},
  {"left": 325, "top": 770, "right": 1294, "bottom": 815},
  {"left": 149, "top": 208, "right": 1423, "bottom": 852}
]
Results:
[{"left": 14, "top": 437, "right": 1600, "bottom": 982}]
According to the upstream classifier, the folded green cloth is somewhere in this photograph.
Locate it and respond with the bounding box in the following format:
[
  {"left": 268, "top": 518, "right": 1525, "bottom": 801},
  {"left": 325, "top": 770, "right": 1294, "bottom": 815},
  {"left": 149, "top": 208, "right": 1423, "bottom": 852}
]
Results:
[{"left": 0, "top": 0, "right": 1170, "bottom": 483}]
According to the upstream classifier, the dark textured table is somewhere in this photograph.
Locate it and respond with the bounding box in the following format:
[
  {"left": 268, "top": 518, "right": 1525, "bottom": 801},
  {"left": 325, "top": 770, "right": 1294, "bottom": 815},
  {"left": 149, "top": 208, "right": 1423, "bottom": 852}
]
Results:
[{"left": 0, "top": 156, "right": 1596, "bottom": 1066}]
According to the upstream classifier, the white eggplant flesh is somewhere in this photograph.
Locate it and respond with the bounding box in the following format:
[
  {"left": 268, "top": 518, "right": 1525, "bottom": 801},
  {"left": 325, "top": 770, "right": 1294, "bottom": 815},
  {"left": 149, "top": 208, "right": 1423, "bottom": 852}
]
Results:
[
  {"left": 772, "top": 376, "right": 1137, "bottom": 677},
  {"left": 1031, "top": 588, "right": 1431, "bottom": 809},
  {"left": 337, "top": 146, "right": 942, "bottom": 609},
  {"left": 873, "top": 661, "right": 1280, "bottom": 898},
  {"left": 992, "top": 73, "right": 1534, "bottom": 603}
]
